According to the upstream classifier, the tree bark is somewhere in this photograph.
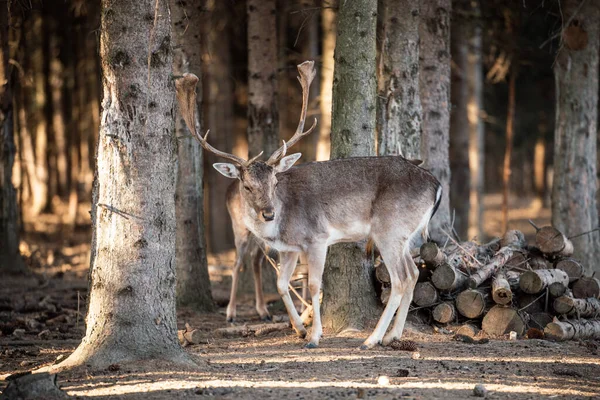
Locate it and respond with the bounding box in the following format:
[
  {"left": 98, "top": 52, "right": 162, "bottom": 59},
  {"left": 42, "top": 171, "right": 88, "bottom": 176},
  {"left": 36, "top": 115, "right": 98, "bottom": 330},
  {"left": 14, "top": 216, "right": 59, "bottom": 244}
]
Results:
[
  {"left": 322, "top": 0, "right": 380, "bottom": 333},
  {"left": 378, "top": 0, "right": 421, "bottom": 158},
  {"left": 203, "top": 0, "right": 235, "bottom": 253},
  {"left": 552, "top": 0, "right": 600, "bottom": 275},
  {"left": 171, "top": 0, "right": 214, "bottom": 311},
  {"left": 501, "top": 71, "right": 516, "bottom": 233},
  {"left": 419, "top": 0, "right": 451, "bottom": 242},
  {"left": 468, "top": 246, "right": 515, "bottom": 288},
  {"left": 0, "top": 0, "right": 24, "bottom": 273},
  {"left": 449, "top": 0, "right": 484, "bottom": 240},
  {"left": 545, "top": 319, "right": 600, "bottom": 341},
  {"left": 247, "top": 0, "right": 279, "bottom": 159},
  {"left": 316, "top": 2, "right": 336, "bottom": 161},
  {"left": 53, "top": 0, "right": 192, "bottom": 370},
  {"left": 554, "top": 295, "right": 600, "bottom": 317}
]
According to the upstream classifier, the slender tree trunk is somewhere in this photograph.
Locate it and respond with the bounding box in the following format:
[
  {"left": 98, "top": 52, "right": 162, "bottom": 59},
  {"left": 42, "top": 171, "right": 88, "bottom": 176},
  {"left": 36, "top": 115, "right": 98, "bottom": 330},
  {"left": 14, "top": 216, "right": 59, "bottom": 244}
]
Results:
[
  {"left": 419, "top": 0, "right": 451, "bottom": 242},
  {"left": 316, "top": 1, "right": 336, "bottom": 161},
  {"left": 449, "top": 0, "right": 484, "bottom": 240},
  {"left": 54, "top": 0, "right": 192, "bottom": 371},
  {"left": 502, "top": 71, "right": 516, "bottom": 233},
  {"left": 247, "top": 0, "right": 279, "bottom": 159},
  {"left": 171, "top": 0, "right": 214, "bottom": 311},
  {"left": 378, "top": 0, "right": 421, "bottom": 158},
  {"left": 552, "top": 0, "right": 600, "bottom": 275},
  {"left": 0, "top": 0, "right": 24, "bottom": 273},
  {"left": 203, "top": 0, "right": 235, "bottom": 254},
  {"left": 321, "top": 0, "right": 380, "bottom": 333}
]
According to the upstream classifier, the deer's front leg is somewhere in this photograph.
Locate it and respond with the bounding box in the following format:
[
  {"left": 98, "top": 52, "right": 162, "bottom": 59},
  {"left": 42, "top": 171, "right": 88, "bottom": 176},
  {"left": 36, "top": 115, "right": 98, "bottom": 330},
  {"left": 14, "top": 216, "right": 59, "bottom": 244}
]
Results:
[
  {"left": 277, "top": 251, "right": 306, "bottom": 338},
  {"left": 226, "top": 255, "right": 244, "bottom": 323},
  {"left": 252, "top": 250, "right": 271, "bottom": 321},
  {"left": 304, "top": 246, "right": 327, "bottom": 348}
]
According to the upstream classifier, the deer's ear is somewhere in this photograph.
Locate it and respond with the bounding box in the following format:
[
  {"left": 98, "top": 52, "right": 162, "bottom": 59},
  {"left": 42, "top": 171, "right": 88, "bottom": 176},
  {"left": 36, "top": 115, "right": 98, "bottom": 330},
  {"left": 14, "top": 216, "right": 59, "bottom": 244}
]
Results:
[
  {"left": 275, "top": 153, "right": 302, "bottom": 174},
  {"left": 213, "top": 163, "right": 240, "bottom": 179}
]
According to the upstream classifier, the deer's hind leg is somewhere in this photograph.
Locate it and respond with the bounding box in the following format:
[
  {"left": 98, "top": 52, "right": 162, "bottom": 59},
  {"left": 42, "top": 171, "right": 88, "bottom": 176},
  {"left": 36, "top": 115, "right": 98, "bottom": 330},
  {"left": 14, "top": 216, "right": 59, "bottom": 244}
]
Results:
[
  {"left": 361, "top": 223, "right": 418, "bottom": 349},
  {"left": 251, "top": 248, "right": 272, "bottom": 321},
  {"left": 226, "top": 232, "right": 250, "bottom": 323}
]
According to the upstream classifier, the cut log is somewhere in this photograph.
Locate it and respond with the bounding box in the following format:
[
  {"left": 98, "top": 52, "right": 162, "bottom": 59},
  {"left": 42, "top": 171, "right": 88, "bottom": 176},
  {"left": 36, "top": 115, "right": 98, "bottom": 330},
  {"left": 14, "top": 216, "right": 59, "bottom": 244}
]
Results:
[
  {"left": 454, "top": 323, "right": 480, "bottom": 338},
  {"left": 413, "top": 282, "right": 439, "bottom": 307},
  {"left": 554, "top": 258, "right": 583, "bottom": 283},
  {"left": 432, "top": 302, "right": 456, "bottom": 324},
  {"left": 456, "top": 289, "right": 488, "bottom": 319},
  {"left": 183, "top": 329, "right": 203, "bottom": 344},
  {"left": 431, "top": 263, "right": 468, "bottom": 291},
  {"left": 420, "top": 242, "right": 446, "bottom": 268},
  {"left": 213, "top": 322, "right": 290, "bottom": 338},
  {"left": 519, "top": 269, "right": 569, "bottom": 294},
  {"left": 505, "top": 251, "right": 528, "bottom": 270},
  {"left": 544, "top": 319, "right": 600, "bottom": 341},
  {"left": 504, "top": 270, "right": 521, "bottom": 288},
  {"left": 572, "top": 277, "right": 600, "bottom": 299},
  {"left": 375, "top": 264, "right": 390, "bottom": 284},
  {"left": 469, "top": 247, "right": 514, "bottom": 288},
  {"left": 500, "top": 229, "right": 526, "bottom": 248},
  {"left": 482, "top": 305, "right": 526, "bottom": 336},
  {"left": 491, "top": 273, "right": 513, "bottom": 305},
  {"left": 535, "top": 226, "right": 573, "bottom": 257},
  {"left": 380, "top": 286, "right": 391, "bottom": 305},
  {"left": 254, "top": 322, "right": 291, "bottom": 337},
  {"left": 553, "top": 296, "right": 600, "bottom": 317}
]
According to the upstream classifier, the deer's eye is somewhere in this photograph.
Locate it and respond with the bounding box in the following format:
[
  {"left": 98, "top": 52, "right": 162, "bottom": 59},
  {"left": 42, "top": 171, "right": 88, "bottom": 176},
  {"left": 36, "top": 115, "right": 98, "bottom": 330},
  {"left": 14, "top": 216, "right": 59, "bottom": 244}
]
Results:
[{"left": 244, "top": 186, "right": 252, "bottom": 193}]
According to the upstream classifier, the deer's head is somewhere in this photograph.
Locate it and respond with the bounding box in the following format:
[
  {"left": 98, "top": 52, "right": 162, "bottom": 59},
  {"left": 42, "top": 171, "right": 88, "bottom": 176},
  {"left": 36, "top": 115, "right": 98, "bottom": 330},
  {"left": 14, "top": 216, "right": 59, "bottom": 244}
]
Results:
[{"left": 175, "top": 61, "right": 317, "bottom": 223}]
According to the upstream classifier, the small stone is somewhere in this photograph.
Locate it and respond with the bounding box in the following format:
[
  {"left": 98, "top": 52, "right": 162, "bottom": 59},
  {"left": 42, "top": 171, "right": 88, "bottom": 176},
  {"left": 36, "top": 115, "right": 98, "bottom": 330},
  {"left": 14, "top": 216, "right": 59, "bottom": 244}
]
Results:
[
  {"left": 377, "top": 375, "right": 390, "bottom": 386},
  {"left": 12, "top": 328, "right": 25, "bottom": 338},
  {"left": 473, "top": 384, "right": 487, "bottom": 397},
  {"left": 54, "top": 354, "right": 65, "bottom": 365},
  {"left": 411, "top": 351, "right": 420, "bottom": 360},
  {"left": 509, "top": 331, "right": 517, "bottom": 340}
]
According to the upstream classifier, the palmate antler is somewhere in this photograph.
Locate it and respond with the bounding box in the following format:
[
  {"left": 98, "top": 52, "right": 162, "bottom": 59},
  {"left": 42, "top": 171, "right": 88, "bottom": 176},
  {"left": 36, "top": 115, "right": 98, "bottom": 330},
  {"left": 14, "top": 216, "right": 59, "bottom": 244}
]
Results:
[{"left": 175, "top": 60, "right": 317, "bottom": 167}]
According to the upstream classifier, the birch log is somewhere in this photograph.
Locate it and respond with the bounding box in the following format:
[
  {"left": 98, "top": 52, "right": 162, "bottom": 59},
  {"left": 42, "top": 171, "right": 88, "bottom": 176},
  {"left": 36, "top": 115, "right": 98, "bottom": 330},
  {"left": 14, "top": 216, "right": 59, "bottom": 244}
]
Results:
[
  {"left": 481, "top": 305, "right": 525, "bottom": 336},
  {"left": 544, "top": 319, "right": 600, "bottom": 341},
  {"left": 469, "top": 247, "right": 514, "bottom": 288},
  {"left": 491, "top": 273, "right": 513, "bottom": 305},
  {"left": 432, "top": 302, "right": 456, "bottom": 324},
  {"left": 535, "top": 226, "right": 573, "bottom": 257},
  {"left": 456, "top": 289, "right": 487, "bottom": 319},
  {"left": 553, "top": 296, "right": 600, "bottom": 317},
  {"left": 572, "top": 277, "right": 600, "bottom": 299},
  {"left": 519, "top": 269, "right": 569, "bottom": 294}
]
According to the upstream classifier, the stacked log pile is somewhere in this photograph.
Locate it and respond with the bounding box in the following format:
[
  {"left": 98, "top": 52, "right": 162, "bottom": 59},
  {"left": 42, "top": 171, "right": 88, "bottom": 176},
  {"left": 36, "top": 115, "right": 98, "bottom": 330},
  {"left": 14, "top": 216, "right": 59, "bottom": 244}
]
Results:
[{"left": 374, "top": 226, "right": 600, "bottom": 341}]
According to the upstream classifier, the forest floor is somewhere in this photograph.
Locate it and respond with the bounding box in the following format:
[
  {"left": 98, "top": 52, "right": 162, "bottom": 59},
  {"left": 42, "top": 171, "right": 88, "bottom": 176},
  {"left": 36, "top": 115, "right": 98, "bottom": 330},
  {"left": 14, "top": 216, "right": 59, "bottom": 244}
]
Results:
[{"left": 2, "top": 194, "right": 600, "bottom": 399}]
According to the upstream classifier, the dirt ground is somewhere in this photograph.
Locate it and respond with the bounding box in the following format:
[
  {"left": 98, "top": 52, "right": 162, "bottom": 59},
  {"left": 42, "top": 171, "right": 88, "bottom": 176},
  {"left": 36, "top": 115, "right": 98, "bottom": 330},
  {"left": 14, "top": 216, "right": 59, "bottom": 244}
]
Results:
[{"left": 2, "top": 194, "right": 600, "bottom": 399}]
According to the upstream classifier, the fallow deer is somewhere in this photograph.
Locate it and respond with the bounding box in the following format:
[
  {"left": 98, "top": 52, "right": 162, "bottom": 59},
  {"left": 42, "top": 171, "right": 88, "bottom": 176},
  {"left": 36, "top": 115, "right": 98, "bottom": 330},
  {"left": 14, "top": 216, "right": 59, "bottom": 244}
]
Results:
[{"left": 175, "top": 61, "right": 442, "bottom": 349}]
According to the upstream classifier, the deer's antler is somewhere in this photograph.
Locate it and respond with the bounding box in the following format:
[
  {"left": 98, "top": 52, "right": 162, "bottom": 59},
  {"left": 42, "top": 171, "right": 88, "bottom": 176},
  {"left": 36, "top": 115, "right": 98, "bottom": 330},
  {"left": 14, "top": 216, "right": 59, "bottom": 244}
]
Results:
[
  {"left": 175, "top": 73, "right": 247, "bottom": 166},
  {"left": 267, "top": 61, "right": 318, "bottom": 165}
]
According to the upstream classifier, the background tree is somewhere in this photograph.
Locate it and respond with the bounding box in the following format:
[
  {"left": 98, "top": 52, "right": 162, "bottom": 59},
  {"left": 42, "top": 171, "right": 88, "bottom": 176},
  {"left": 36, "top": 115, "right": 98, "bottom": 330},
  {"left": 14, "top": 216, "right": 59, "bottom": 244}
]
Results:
[
  {"left": 247, "top": 0, "right": 279, "bottom": 158},
  {"left": 449, "top": 0, "right": 484, "bottom": 240},
  {"left": 378, "top": 0, "right": 421, "bottom": 158},
  {"left": 0, "top": 0, "right": 24, "bottom": 273},
  {"left": 316, "top": 1, "right": 336, "bottom": 161},
  {"left": 171, "top": 0, "right": 214, "bottom": 311},
  {"left": 54, "top": 0, "right": 191, "bottom": 369},
  {"left": 552, "top": 0, "right": 600, "bottom": 274},
  {"left": 419, "top": 0, "right": 452, "bottom": 242},
  {"left": 321, "top": 0, "right": 380, "bottom": 333}
]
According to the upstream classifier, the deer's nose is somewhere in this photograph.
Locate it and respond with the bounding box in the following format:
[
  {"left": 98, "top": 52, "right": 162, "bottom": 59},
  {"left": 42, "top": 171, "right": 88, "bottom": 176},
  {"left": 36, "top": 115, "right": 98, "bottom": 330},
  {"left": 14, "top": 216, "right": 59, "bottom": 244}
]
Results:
[{"left": 262, "top": 209, "right": 275, "bottom": 221}]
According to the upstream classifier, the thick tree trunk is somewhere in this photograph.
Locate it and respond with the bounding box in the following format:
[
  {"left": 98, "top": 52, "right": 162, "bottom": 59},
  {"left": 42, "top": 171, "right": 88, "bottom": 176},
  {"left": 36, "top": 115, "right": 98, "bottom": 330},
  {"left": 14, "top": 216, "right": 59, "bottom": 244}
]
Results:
[
  {"left": 378, "top": 0, "right": 421, "bottom": 158},
  {"left": 54, "top": 0, "right": 191, "bottom": 370},
  {"left": 247, "top": 0, "right": 279, "bottom": 159},
  {"left": 419, "top": 0, "right": 451, "bottom": 242},
  {"left": 449, "top": 0, "right": 484, "bottom": 240},
  {"left": 171, "top": 0, "right": 214, "bottom": 311},
  {"left": 0, "top": 0, "right": 24, "bottom": 273},
  {"left": 202, "top": 1, "right": 235, "bottom": 254},
  {"left": 316, "top": 2, "right": 336, "bottom": 161},
  {"left": 502, "top": 72, "right": 516, "bottom": 233},
  {"left": 552, "top": 0, "right": 600, "bottom": 275},
  {"left": 322, "top": 0, "right": 380, "bottom": 333}
]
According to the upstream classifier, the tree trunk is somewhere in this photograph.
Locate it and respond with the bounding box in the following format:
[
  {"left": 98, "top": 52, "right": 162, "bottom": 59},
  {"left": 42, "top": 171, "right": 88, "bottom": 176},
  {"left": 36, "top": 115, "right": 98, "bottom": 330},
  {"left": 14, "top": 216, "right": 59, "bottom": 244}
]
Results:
[
  {"left": 449, "top": 0, "right": 484, "bottom": 241},
  {"left": 419, "top": 0, "right": 451, "bottom": 243},
  {"left": 502, "top": 71, "right": 516, "bottom": 233},
  {"left": 552, "top": 0, "right": 600, "bottom": 275},
  {"left": 321, "top": 0, "right": 380, "bottom": 333},
  {"left": 0, "top": 0, "right": 24, "bottom": 273},
  {"left": 53, "top": 0, "right": 191, "bottom": 370},
  {"left": 247, "top": 0, "right": 279, "bottom": 159},
  {"left": 171, "top": 0, "right": 214, "bottom": 311},
  {"left": 378, "top": 0, "right": 421, "bottom": 158},
  {"left": 316, "top": 2, "right": 336, "bottom": 161}
]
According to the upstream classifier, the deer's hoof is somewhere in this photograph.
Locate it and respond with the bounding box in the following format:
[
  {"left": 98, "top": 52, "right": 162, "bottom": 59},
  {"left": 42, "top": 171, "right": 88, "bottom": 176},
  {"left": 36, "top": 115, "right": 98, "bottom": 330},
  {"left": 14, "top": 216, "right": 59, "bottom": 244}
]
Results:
[
  {"left": 226, "top": 317, "right": 235, "bottom": 324},
  {"left": 296, "top": 329, "right": 307, "bottom": 339},
  {"left": 304, "top": 342, "right": 318, "bottom": 349},
  {"left": 359, "top": 344, "right": 369, "bottom": 351},
  {"left": 261, "top": 314, "right": 272, "bottom": 322}
]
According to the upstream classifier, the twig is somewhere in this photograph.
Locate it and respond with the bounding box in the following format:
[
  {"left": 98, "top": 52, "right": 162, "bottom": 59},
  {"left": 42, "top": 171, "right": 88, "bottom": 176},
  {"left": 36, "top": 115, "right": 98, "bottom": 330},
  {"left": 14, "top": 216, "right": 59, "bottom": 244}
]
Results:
[
  {"left": 518, "top": 292, "right": 546, "bottom": 312},
  {"left": 568, "top": 227, "right": 600, "bottom": 240},
  {"left": 440, "top": 228, "right": 483, "bottom": 267},
  {"left": 527, "top": 219, "right": 541, "bottom": 232}
]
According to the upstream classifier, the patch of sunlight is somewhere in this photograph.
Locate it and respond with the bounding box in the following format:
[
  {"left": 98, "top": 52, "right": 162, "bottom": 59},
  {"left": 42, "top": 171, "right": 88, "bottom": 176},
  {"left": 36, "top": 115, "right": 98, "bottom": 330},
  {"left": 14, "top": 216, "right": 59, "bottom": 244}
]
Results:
[
  {"left": 63, "top": 378, "right": 599, "bottom": 397},
  {"left": 427, "top": 355, "right": 600, "bottom": 366}
]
